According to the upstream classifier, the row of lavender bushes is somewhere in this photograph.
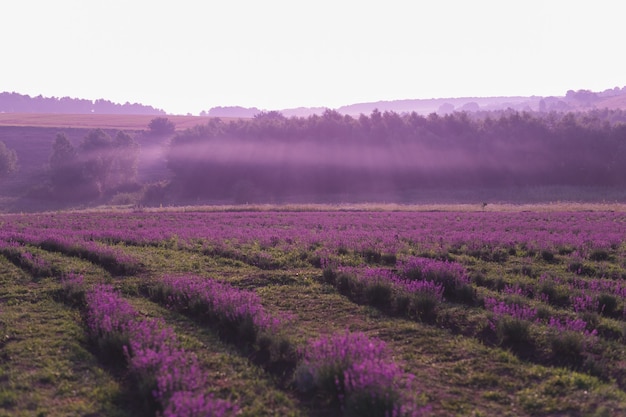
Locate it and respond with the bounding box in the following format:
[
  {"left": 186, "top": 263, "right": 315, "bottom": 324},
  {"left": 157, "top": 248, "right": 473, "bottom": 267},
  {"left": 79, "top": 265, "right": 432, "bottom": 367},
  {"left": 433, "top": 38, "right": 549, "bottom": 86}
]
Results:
[
  {"left": 1, "top": 232, "right": 141, "bottom": 276},
  {"left": 0, "top": 239, "right": 59, "bottom": 279},
  {"left": 61, "top": 277, "right": 238, "bottom": 417},
  {"left": 483, "top": 296, "right": 604, "bottom": 370},
  {"left": 147, "top": 275, "right": 293, "bottom": 362},
  {"left": 322, "top": 256, "right": 473, "bottom": 322},
  {"left": 147, "top": 274, "right": 429, "bottom": 416},
  {"left": 320, "top": 254, "right": 617, "bottom": 377},
  {"left": 38, "top": 236, "right": 141, "bottom": 275},
  {"left": 295, "top": 330, "right": 429, "bottom": 417}
]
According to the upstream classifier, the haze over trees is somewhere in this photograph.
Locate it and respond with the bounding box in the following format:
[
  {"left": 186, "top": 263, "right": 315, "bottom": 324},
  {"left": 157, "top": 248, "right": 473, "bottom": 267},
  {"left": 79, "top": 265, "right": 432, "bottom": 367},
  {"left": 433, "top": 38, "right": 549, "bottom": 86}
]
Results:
[
  {"left": 48, "top": 129, "right": 139, "bottom": 199},
  {"left": 0, "top": 141, "right": 18, "bottom": 178},
  {"left": 1, "top": 102, "right": 625, "bottom": 210},
  {"left": 147, "top": 117, "right": 176, "bottom": 135},
  {"left": 166, "top": 109, "right": 626, "bottom": 203}
]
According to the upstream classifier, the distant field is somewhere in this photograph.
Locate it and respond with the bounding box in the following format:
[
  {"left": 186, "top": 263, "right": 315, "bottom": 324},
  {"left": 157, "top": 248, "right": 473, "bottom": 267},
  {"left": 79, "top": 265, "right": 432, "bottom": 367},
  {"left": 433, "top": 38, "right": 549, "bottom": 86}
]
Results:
[
  {"left": 0, "top": 113, "right": 239, "bottom": 130},
  {"left": 82, "top": 201, "right": 626, "bottom": 213}
]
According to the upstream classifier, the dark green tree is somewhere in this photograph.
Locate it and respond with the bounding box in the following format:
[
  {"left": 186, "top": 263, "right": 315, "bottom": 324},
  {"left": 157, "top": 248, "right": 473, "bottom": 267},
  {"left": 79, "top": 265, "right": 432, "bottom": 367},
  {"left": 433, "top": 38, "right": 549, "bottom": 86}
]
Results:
[
  {"left": 49, "top": 133, "right": 81, "bottom": 187},
  {"left": 148, "top": 117, "right": 175, "bottom": 135},
  {"left": 80, "top": 129, "right": 114, "bottom": 192},
  {"left": 111, "top": 131, "right": 140, "bottom": 186},
  {"left": 0, "top": 141, "right": 18, "bottom": 178}
]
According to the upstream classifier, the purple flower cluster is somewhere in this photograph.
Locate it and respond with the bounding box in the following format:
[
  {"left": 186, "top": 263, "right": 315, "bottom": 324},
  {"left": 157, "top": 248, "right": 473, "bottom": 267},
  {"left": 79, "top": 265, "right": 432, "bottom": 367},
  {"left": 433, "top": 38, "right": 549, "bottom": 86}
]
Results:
[
  {"left": 502, "top": 284, "right": 527, "bottom": 297},
  {"left": 338, "top": 266, "right": 444, "bottom": 302},
  {"left": 299, "top": 330, "right": 426, "bottom": 416},
  {"left": 84, "top": 285, "right": 237, "bottom": 416},
  {"left": 570, "top": 293, "right": 599, "bottom": 313},
  {"left": 85, "top": 284, "right": 138, "bottom": 336},
  {"left": 398, "top": 256, "right": 469, "bottom": 288},
  {"left": 484, "top": 297, "right": 538, "bottom": 330},
  {"left": 159, "top": 274, "right": 283, "bottom": 333},
  {"left": 548, "top": 316, "right": 598, "bottom": 337},
  {"left": 0, "top": 241, "right": 54, "bottom": 277},
  {"left": 3, "top": 232, "right": 141, "bottom": 275}
]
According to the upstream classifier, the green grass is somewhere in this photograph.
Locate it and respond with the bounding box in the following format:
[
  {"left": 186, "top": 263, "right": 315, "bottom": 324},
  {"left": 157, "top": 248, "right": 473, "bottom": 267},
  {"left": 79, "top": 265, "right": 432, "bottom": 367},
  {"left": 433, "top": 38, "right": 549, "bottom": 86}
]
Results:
[
  {"left": 0, "top": 258, "right": 129, "bottom": 417},
  {"left": 1, "top": 212, "right": 626, "bottom": 416}
]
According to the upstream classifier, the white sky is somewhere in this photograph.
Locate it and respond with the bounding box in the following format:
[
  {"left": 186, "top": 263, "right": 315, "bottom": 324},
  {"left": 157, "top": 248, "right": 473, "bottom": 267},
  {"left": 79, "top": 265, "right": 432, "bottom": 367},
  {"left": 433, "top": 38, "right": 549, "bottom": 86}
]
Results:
[{"left": 1, "top": 0, "right": 624, "bottom": 115}]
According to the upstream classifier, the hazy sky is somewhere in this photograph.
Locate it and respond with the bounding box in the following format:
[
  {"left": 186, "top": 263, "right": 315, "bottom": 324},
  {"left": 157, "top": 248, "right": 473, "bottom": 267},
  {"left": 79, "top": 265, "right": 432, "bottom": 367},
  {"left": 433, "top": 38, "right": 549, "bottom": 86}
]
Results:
[{"left": 2, "top": 1, "right": 624, "bottom": 115}]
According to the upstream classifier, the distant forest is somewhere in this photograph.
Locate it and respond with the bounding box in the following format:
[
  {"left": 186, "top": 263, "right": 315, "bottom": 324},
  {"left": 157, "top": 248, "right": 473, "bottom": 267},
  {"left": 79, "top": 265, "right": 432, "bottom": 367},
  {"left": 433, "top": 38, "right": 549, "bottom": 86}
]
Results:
[
  {"left": 0, "top": 92, "right": 165, "bottom": 115},
  {"left": 167, "top": 109, "right": 626, "bottom": 203}
]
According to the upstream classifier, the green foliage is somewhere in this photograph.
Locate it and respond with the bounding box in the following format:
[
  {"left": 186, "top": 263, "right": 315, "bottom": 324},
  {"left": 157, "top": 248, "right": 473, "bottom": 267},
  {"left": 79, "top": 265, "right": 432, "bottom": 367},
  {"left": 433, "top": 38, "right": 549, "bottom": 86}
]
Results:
[
  {"left": 589, "top": 249, "right": 610, "bottom": 262},
  {"left": 48, "top": 129, "right": 140, "bottom": 197},
  {"left": 550, "top": 331, "right": 585, "bottom": 367},
  {"left": 598, "top": 293, "right": 619, "bottom": 317},
  {"left": 403, "top": 291, "right": 440, "bottom": 321},
  {"left": 364, "top": 281, "right": 393, "bottom": 307},
  {"left": 495, "top": 316, "right": 532, "bottom": 347},
  {"left": 540, "top": 250, "right": 556, "bottom": 263},
  {"left": 343, "top": 390, "right": 402, "bottom": 417}
]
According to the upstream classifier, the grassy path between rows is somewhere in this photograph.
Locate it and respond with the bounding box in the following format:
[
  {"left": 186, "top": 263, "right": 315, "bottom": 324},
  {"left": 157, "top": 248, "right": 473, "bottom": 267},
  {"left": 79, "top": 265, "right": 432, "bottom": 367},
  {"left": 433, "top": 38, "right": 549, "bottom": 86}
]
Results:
[{"left": 0, "top": 257, "right": 129, "bottom": 417}]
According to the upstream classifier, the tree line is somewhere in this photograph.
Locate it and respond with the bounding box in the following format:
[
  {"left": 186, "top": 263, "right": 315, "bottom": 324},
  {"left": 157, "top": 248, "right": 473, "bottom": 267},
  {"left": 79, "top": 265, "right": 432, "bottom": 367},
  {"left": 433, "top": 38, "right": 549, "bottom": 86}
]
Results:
[
  {"left": 166, "top": 109, "right": 626, "bottom": 202},
  {"left": 0, "top": 92, "right": 165, "bottom": 115},
  {"left": 47, "top": 129, "right": 140, "bottom": 200}
]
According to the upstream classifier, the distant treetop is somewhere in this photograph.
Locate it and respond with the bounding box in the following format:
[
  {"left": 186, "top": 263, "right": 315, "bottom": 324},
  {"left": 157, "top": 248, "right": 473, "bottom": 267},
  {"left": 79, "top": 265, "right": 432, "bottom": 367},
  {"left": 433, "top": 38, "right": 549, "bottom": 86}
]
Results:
[{"left": 148, "top": 117, "right": 176, "bottom": 135}]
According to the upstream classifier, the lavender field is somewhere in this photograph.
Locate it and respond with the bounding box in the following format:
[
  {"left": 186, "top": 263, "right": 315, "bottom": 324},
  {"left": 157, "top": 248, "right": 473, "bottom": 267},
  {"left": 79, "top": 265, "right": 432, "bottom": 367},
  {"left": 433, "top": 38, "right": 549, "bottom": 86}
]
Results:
[{"left": 1, "top": 207, "right": 626, "bottom": 416}]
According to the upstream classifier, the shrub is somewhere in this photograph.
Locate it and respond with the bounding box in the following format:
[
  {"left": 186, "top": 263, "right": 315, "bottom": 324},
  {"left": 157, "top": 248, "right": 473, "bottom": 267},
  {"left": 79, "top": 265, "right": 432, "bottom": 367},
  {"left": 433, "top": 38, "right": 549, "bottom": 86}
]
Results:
[
  {"left": 336, "top": 272, "right": 361, "bottom": 299},
  {"left": 322, "top": 266, "right": 337, "bottom": 284},
  {"left": 484, "top": 297, "right": 537, "bottom": 347},
  {"left": 540, "top": 250, "right": 555, "bottom": 263},
  {"left": 296, "top": 330, "right": 426, "bottom": 416},
  {"left": 406, "top": 291, "right": 440, "bottom": 322},
  {"left": 364, "top": 281, "right": 393, "bottom": 308},
  {"left": 589, "top": 249, "right": 610, "bottom": 262},
  {"left": 496, "top": 316, "right": 532, "bottom": 346},
  {"left": 84, "top": 284, "right": 138, "bottom": 367},
  {"left": 550, "top": 331, "right": 585, "bottom": 367},
  {"left": 152, "top": 275, "right": 284, "bottom": 347},
  {"left": 597, "top": 293, "right": 619, "bottom": 317},
  {"left": 84, "top": 285, "right": 238, "bottom": 416},
  {"left": 547, "top": 316, "right": 597, "bottom": 367},
  {"left": 537, "top": 280, "right": 570, "bottom": 307},
  {"left": 398, "top": 256, "right": 471, "bottom": 303},
  {"left": 59, "top": 273, "right": 86, "bottom": 307}
]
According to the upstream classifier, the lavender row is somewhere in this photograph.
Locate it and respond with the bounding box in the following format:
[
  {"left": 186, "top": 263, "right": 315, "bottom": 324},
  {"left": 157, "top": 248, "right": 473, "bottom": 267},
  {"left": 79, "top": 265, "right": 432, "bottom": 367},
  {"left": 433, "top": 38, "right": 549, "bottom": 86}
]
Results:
[
  {"left": 323, "top": 256, "right": 473, "bottom": 322},
  {"left": 1, "top": 231, "right": 140, "bottom": 276},
  {"left": 0, "top": 239, "right": 58, "bottom": 278},
  {"left": 76, "top": 281, "right": 237, "bottom": 417},
  {"left": 2, "top": 211, "right": 624, "bottom": 257},
  {"left": 150, "top": 274, "right": 285, "bottom": 346},
  {"left": 498, "top": 274, "right": 626, "bottom": 319},
  {"left": 149, "top": 274, "right": 430, "bottom": 415},
  {"left": 296, "top": 330, "right": 429, "bottom": 417}
]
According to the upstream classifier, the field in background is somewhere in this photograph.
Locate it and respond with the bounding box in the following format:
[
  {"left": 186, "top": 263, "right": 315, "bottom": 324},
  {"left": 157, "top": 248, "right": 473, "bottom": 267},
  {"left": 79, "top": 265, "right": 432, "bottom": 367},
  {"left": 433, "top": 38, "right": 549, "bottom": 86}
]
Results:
[{"left": 0, "top": 113, "right": 235, "bottom": 130}]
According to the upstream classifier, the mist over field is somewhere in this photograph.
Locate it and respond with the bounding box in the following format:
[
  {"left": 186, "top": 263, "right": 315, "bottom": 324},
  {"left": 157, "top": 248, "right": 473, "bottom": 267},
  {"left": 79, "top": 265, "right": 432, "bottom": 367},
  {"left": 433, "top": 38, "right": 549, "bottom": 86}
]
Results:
[
  {"left": 1, "top": 90, "right": 626, "bottom": 211},
  {"left": 164, "top": 109, "right": 626, "bottom": 204}
]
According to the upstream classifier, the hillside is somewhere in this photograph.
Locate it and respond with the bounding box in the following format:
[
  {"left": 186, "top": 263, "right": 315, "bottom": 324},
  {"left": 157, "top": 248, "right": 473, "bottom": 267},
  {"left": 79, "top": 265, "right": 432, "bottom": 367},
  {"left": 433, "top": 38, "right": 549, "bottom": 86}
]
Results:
[
  {"left": 203, "top": 86, "right": 626, "bottom": 118},
  {"left": 0, "top": 113, "right": 213, "bottom": 130}
]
